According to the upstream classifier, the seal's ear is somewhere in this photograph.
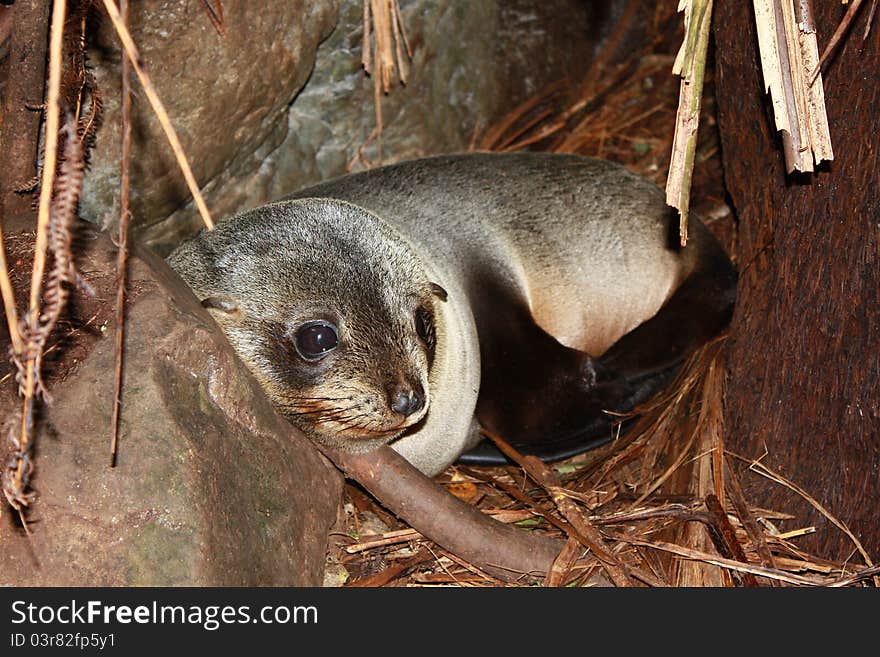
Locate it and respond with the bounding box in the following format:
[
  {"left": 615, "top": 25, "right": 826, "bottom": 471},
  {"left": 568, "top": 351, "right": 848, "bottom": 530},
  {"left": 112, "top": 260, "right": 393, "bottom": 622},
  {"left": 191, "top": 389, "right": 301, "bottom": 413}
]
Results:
[
  {"left": 429, "top": 282, "right": 448, "bottom": 302},
  {"left": 200, "top": 295, "right": 241, "bottom": 317}
]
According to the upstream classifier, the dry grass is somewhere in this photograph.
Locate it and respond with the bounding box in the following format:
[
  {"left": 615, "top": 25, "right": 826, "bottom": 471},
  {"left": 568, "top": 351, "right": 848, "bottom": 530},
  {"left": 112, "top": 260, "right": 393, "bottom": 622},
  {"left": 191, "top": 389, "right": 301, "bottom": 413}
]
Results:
[{"left": 330, "top": 337, "right": 876, "bottom": 587}]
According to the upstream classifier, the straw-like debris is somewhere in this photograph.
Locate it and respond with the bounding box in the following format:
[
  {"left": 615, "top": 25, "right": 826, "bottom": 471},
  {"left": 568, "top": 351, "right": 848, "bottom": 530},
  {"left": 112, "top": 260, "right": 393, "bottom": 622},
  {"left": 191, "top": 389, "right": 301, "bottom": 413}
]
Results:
[
  {"left": 360, "top": 0, "right": 412, "bottom": 162},
  {"left": 666, "top": 0, "right": 714, "bottom": 246},
  {"left": 752, "top": 0, "right": 833, "bottom": 173},
  {"left": 330, "top": 334, "right": 875, "bottom": 587}
]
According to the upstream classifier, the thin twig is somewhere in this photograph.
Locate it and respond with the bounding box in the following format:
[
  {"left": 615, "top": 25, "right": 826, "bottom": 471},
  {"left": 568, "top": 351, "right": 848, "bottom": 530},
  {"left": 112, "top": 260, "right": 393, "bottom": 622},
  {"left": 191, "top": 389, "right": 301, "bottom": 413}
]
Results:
[
  {"left": 740, "top": 455, "right": 876, "bottom": 574},
  {"left": 199, "top": 0, "right": 226, "bottom": 37},
  {"left": 0, "top": 226, "right": 23, "bottom": 354},
  {"left": 813, "top": 0, "right": 867, "bottom": 81},
  {"left": 622, "top": 537, "right": 830, "bottom": 586},
  {"left": 866, "top": 0, "right": 878, "bottom": 40},
  {"left": 110, "top": 0, "right": 132, "bottom": 467},
  {"left": 99, "top": 0, "right": 214, "bottom": 230},
  {"left": 29, "top": 0, "right": 66, "bottom": 314},
  {"left": 345, "top": 528, "right": 422, "bottom": 553},
  {"left": 483, "top": 429, "right": 634, "bottom": 587},
  {"left": 827, "top": 564, "right": 880, "bottom": 588}
]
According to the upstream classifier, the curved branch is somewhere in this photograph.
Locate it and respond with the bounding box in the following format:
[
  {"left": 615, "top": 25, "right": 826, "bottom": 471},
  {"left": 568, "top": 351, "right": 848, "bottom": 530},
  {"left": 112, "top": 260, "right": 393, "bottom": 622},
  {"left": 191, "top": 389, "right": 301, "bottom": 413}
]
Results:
[{"left": 318, "top": 444, "right": 566, "bottom": 583}]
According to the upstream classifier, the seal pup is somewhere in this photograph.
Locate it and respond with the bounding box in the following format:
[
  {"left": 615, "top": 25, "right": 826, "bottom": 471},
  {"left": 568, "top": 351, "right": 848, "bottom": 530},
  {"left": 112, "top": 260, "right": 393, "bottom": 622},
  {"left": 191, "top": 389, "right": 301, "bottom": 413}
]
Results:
[{"left": 168, "top": 152, "right": 736, "bottom": 475}]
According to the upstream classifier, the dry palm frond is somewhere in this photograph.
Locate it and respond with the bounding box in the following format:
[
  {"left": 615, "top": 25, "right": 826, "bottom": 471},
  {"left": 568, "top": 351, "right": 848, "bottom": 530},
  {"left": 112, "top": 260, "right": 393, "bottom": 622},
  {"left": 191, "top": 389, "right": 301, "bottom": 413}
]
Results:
[
  {"left": 752, "top": 0, "right": 833, "bottom": 172},
  {"left": 361, "top": 0, "right": 412, "bottom": 162},
  {"left": 667, "top": 0, "right": 714, "bottom": 246}
]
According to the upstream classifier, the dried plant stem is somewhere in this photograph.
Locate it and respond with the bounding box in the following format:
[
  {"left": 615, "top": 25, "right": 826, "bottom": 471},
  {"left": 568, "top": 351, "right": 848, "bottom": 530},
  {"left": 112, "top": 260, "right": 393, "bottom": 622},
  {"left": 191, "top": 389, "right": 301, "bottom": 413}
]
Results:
[
  {"left": 828, "top": 564, "right": 880, "bottom": 588},
  {"left": 867, "top": 0, "right": 878, "bottom": 40},
  {"left": 345, "top": 528, "right": 422, "bottom": 553},
  {"left": 814, "top": 0, "right": 867, "bottom": 79},
  {"left": 361, "top": 0, "right": 371, "bottom": 74},
  {"left": 741, "top": 456, "right": 876, "bottom": 573},
  {"left": 0, "top": 228, "right": 23, "bottom": 355},
  {"left": 99, "top": 0, "right": 214, "bottom": 230},
  {"left": 752, "top": 0, "right": 833, "bottom": 172},
  {"left": 199, "top": 0, "right": 226, "bottom": 37},
  {"left": 29, "top": 0, "right": 67, "bottom": 314},
  {"left": 483, "top": 429, "right": 634, "bottom": 587},
  {"left": 622, "top": 536, "right": 826, "bottom": 585},
  {"left": 667, "top": 0, "right": 713, "bottom": 246},
  {"left": 14, "top": 0, "right": 68, "bottom": 494},
  {"left": 73, "top": 12, "right": 87, "bottom": 122},
  {"left": 110, "top": 0, "right": 132, "bottom": 467},
  {"left": 361, "top": 0, "right": 411, "bottom": 163}
]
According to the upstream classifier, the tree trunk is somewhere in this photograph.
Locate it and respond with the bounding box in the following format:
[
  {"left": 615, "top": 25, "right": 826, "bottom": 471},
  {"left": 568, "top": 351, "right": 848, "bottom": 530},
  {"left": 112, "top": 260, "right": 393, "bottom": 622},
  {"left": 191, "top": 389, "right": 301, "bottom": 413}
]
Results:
[{"left": 714, "top": 2, "right": 879, "bottom": 561}]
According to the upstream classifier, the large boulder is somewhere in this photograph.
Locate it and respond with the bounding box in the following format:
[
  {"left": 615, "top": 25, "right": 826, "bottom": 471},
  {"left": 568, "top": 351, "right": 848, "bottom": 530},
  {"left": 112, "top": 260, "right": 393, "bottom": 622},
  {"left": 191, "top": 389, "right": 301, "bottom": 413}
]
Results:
[
  {"left": 0, "top": 227, "right": 342, "bottom": 585},
  {"left": 76, "top": 0, "right": 600, "bottom": 250},
  {"left": 80, "top": 0, "right": 341, "bottom": 236}
]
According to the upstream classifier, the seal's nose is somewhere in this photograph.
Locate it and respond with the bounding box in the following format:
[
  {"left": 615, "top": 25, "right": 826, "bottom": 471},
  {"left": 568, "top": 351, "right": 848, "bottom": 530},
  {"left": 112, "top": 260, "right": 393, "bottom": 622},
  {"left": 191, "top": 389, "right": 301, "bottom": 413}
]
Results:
[{"left": 389, "top": 385, "right": 425, "bottom": 417}]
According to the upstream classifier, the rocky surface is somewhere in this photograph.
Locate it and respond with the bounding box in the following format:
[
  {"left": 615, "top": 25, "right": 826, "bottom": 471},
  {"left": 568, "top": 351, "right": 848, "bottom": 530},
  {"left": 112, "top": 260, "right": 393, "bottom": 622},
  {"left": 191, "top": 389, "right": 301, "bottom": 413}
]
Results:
[
  {"left": 0, "top": 227, "right": 342, "bottom": 586},
  {"left": 73, "top": 0, "right": 601, "bottom": 251},
  {"left": 79, "top": 0, "right": 340, "bottom": 235}
]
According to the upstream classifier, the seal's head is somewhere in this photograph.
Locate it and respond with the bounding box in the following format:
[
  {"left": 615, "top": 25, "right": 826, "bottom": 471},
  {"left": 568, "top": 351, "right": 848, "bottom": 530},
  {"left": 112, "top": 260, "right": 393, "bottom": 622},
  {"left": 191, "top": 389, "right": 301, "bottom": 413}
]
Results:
[{"left": 167, "top": 198, "right": 448, "bottom": 453}]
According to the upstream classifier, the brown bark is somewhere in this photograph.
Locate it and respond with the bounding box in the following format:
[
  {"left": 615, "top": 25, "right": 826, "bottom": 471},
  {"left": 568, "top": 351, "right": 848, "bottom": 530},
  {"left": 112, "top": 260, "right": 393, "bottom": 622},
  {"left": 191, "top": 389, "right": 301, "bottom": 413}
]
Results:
[
  {"left": 714, "top": 1, "right": 879, "bottom": 561},
  {"left": 0, "top": 0, "right": 50, "bottom": 229}
]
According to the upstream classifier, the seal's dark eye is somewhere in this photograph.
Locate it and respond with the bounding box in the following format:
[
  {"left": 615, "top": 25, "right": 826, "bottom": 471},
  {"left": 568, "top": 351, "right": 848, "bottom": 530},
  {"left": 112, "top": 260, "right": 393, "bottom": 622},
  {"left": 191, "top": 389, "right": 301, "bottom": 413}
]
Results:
[
  {"left": 294, "top": 321, "right": 339, "bottom": 361},
  {"left": 415, "top": 307, "right": 436, "bottom": 353}
]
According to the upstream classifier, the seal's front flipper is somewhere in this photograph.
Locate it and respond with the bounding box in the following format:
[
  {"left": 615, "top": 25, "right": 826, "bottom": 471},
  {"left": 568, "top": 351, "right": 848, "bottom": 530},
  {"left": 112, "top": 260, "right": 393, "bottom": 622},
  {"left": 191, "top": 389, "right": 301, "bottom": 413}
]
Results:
[
  {"left": 599, "top": 236, "right": 737, "bottom": 380},
  {"left": 457, "top": 356, "right": 677, "bottom": 466},
  {"left": 457, "top": 278, "right": 666, "bottom": 465},
  {"left": 458, "top": 238, "right": 736, "bottom": 467}
]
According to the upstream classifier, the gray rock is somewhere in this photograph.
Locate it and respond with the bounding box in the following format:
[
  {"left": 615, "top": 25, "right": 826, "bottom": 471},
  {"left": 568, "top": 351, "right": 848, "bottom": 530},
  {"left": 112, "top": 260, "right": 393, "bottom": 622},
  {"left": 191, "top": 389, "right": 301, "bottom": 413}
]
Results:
[
  {"left": 77, "top": 1, "right": 600, "bottom": 251},
  {"left": 0, "top": 228, "right": 342, "bottom": 586},
  {"left": 80, "top": 0, "right": 340, "bottom": 233},
  {"left": 142, "top": 0, "right": 505, "bottom": 249}
]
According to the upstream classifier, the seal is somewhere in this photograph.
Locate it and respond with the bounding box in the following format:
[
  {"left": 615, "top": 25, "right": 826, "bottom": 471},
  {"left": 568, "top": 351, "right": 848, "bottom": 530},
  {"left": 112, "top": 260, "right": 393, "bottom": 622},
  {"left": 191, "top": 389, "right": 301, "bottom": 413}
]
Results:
[{"left": 167, "top": 152, "right": 736, "bottom": 475}]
